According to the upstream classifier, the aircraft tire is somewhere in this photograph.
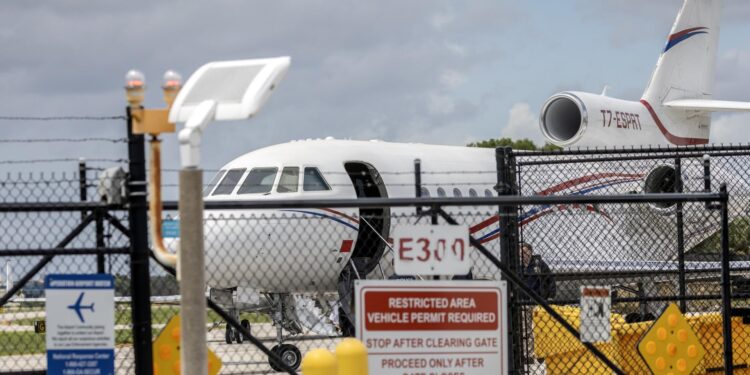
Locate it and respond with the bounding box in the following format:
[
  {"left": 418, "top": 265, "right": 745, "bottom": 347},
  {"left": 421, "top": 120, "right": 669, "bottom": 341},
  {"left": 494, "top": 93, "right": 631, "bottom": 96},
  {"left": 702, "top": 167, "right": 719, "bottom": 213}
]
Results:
[
  {"left": 277, "top": 344, "right": 302, "bottom": 371},
  {"left": 240, "top": 319, "right": 251, "bottom": 341},
  {"left": 268, "top": 345, "right": 281, "bottom": 372},
  {"left": 225, "top": 325, "right": 234, "bottom": 344},
  {"left": 234, "top": 326, "right": 243, "bottom": 344}
]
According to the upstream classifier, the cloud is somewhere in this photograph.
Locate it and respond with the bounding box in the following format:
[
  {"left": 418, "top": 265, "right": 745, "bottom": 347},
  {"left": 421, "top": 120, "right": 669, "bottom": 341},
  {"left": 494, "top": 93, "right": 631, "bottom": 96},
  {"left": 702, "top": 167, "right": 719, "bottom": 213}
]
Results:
[
  {"left": 0, "top": 0, "right": 525, "bottom": 176},
  {"left": 715, "top": 48, "right": 750, "bottom": 101},
  {"left": 710, "top": 113, "right": 750, "bottom": 144},
  {"left": 499, "top": 102, "right": 544, "bottom": 144}
]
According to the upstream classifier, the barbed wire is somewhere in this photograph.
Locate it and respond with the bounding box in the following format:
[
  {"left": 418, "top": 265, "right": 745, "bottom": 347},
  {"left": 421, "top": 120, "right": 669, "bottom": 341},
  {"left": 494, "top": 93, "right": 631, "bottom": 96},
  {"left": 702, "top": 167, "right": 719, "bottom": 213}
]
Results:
[
  {"left": 0, "top": 115, "right": 126, "bottom": 121},
  {"left": 0, "top": 137, "right": 127, "bottom": 144},
  {"left": 0, "top": 158, "right": 127, "bottom": 165}
]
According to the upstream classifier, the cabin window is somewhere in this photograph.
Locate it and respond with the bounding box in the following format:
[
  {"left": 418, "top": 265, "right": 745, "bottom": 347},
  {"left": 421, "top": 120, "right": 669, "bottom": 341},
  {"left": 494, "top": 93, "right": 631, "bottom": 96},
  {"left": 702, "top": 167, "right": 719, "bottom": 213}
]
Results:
[
  {"left": 303, "top": 167, "right": 330, "bottom": 191},
  {"left": 203, "top": 169, "right": 226, "bottom": 197},
  {"left": 212, "top": 168, "right": 246, "bottom": 196},
  {"left": 238, "top": 167, "right": 279, "bottom": 194},
  {"left": 277, "top": 167, "right": 299, "bottom": 193},
  {"left": 469, "top": 188, "right": 478, "bottom": 197},
  {"left": 437, "top": 187, "right": 446, "bottom": 197},
  {"left": 484, "top": 189, "right": 494, "bottom": 197},
  {"left": 453, "top": 188, "right": 462, "bottom": 197},
  {"left": 420, "top": 187, "right": 430, "bottom": 197}
]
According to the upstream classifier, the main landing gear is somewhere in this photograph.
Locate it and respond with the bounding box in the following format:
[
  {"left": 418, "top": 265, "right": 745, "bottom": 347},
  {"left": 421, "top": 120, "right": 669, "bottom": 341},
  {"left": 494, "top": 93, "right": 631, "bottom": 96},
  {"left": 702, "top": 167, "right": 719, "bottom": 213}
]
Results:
[{"left": 224, "top": 317, "right": 251, "bottom": 344}]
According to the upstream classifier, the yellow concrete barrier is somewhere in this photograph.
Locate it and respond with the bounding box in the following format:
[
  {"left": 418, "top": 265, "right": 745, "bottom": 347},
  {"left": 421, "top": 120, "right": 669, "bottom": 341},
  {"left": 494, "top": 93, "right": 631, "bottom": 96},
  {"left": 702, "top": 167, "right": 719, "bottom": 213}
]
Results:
[
  {"left": 301, "top": 348, "right": 337, "bottom": 375},
  {"left": 336, "top": 338, "right": 368, "bottom": 375},
  {"left": 532, "top": 305, "right": 750, "bottom": 374}
]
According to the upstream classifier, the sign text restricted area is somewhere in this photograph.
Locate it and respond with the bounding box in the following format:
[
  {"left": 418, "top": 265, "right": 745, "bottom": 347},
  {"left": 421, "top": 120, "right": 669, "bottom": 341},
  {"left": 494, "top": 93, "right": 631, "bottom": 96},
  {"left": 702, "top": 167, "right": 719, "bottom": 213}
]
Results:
[{"left": 356, "top": 280, "right": 507, "bottom": 375}]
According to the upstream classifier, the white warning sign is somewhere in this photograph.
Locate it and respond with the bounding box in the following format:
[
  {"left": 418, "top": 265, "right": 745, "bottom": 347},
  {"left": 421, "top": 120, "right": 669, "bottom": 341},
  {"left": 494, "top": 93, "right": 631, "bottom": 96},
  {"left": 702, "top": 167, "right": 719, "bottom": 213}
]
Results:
[
  {"left": 356, "top": 280, "right": 507, "bottom": 375},
  {"left": 579, "top": 286, "right": 611, "bottom": 343}
]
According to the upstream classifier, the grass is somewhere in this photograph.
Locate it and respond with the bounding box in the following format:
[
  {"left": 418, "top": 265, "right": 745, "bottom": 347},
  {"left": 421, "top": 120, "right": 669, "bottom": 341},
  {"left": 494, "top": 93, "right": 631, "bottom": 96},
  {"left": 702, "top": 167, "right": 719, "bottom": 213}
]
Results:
[
  {"left": 1, "top": 306, "right": 271, "bottom": 356},
  {"left": 0, "top": 331, "right": 45, "bottom": 356},
  {"left": 0, "top": 329, "right": 159, "bottom": 356},
  {"left": 9, "top": 305, "right": 269, "bottom": 327}
]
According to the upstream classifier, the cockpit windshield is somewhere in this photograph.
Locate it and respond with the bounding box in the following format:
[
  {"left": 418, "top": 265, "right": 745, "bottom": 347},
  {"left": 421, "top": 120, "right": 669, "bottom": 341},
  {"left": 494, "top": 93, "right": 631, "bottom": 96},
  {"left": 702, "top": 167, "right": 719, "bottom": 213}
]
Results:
[
  {"left": 212, "top": 168, "right": 246, "bottom": 196},
  {"left": 238, "top": 167, "right": 278, "bottom": 194},
  {"left": 303, "top": 167, "right": 330, "bottom": 191},
  {"left": 203, "top": 170, "right": 226, "bottom": 197},
  {"left": 277, "top": 167, "right": 299, "bottom": 193}
]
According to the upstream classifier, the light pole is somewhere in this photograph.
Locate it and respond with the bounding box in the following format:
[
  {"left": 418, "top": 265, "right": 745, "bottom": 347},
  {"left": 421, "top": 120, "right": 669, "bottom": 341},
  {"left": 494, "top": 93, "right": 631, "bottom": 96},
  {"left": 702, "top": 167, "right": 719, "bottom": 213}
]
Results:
[
  {"left": 125, "top": 58, "right": 289, "bottom": 375},
  {"left": 168, "top": 57, "right": 291, "bottom": 375},
  {"left": 125, "top": 68, "right": 182, "bottom": 375}
]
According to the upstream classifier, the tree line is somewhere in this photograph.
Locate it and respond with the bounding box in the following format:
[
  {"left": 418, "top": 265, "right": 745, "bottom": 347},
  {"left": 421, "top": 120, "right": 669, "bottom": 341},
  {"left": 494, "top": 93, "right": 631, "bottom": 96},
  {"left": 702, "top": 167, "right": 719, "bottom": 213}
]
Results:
[{"left": 466, "top": 137, "right": 561, "bottom": 151}]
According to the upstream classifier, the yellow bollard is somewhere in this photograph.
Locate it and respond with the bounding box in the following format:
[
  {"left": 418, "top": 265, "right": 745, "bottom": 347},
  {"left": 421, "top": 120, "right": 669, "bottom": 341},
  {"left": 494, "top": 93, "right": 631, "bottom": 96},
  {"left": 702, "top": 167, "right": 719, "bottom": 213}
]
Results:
[
  {"left": 301, "top": 348, "right": 337, "bottom": 375},
  {"left": 336, "top": 338, "right": 368, "bottom": 375}
]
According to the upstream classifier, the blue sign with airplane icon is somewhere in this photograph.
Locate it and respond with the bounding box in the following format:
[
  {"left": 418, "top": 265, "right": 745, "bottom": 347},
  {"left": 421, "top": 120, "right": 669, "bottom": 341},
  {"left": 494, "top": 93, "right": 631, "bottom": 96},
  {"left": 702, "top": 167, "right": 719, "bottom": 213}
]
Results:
[{"left": 45, "top": 274, "right": 115, "bottom": 375}]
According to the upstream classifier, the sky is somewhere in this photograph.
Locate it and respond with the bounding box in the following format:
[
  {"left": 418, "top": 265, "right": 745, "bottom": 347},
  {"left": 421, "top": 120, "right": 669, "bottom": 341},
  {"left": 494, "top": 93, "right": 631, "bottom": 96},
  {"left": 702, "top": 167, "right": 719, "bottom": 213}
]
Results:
[{"left": 0, "top": 0, "right": 749, "bottom": 178}]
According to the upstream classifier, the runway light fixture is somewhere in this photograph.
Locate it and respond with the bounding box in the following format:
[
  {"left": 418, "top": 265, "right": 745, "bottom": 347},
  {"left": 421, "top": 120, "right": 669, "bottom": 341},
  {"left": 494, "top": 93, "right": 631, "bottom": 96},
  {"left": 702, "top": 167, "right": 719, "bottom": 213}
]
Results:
[
  {"left": 125, "top": 70, "right": 146, "bottom": 107},
  {"left": 162, "top": 70, "right": 182, "bottom": 89},
  {"left": 162, "top": 70, "right": 183, "bottom": 107}
]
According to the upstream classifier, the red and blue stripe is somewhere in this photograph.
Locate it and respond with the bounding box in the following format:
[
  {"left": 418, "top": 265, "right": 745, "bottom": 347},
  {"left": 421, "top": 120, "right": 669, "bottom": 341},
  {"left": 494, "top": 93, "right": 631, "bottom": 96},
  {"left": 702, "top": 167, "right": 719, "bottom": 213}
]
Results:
[
  {"left": 664, "top": 27, "right": 708, "bottom": 52},
  {"left": 470, "top": 173, "right": 643, "bottom": 243},
  {"left": 281, "top": 208, "right": 359, "bottom": 231}
]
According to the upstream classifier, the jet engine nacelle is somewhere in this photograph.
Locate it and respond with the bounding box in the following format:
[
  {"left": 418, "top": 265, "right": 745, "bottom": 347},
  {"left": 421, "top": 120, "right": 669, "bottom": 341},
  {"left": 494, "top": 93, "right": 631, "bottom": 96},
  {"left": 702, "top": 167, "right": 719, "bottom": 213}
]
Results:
[
  {"left": 540, "top": 91, "right": 651, "bottom": 147},
  {"left": 643, "top": 164, "right": 681, "bottom": 213}
]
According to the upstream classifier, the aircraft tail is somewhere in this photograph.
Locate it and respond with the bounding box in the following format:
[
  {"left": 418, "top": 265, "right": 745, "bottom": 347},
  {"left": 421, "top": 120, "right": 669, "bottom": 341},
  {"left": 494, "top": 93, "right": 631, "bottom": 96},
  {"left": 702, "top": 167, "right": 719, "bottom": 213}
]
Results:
[{"left": 642, "top": 0, "right": 722, "bottom": 105}]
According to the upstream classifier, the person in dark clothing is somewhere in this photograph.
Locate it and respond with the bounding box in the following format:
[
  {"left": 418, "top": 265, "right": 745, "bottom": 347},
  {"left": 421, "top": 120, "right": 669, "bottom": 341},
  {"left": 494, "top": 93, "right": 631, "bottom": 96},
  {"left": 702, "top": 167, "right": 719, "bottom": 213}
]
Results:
[
  {"left": 521, "top": 242, "right": 556, "bottom": 299},
  {"left": 520, "top": 242, "right": 556, "bottom": 365}
]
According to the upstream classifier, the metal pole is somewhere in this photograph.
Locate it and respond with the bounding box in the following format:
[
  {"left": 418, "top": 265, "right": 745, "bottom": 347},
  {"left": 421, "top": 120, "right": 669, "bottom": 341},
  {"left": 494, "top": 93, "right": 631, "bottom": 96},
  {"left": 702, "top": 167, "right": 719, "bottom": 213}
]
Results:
[
  {"left": 719, "top": 183, "right": 733, "bottom": 374},
  {"left": 126, "top": 106, "right": 154, "bottom": 375},
  {"left": 414, "top": 158, "right": 421, "bottom": 216},
  {"left": 78, "top": 159, "right": 87, "bottom": 222},
  {"left": 179, "top": 168, "right": 208, "bottom": 375},
  {"left": 95, "top": 208, "right": 105, "bottom": 273},
  {"left": 704, "top": 154, "right": 714, "bottom": 210},
  {"left": 675, "top": 158, "right": 686, "bottom": 312},
  {"left": 495, "top": 146, "right": 522, "bottom": 373}
]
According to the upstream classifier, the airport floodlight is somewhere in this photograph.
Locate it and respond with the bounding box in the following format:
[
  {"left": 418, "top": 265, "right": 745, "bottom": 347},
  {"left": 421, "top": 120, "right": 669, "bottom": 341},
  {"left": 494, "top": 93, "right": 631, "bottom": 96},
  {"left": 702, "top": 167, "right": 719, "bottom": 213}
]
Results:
[
  {"left": 167, "top": 57, "right": 290, "bottom": 375},
  {"left": 168, "top": 57, "right": 290, "bottom": 123},
  {"left": 170, "top": 57, "right": 290, "bottom": 168}
]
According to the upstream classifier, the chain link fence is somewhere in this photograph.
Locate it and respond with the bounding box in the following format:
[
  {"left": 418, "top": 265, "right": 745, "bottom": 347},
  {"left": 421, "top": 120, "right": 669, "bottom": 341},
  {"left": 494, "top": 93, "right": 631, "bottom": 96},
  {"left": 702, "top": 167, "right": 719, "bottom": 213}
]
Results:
[
  {"left": 509, "top": 146, "right": 750, "bottom": 374},
  {"left": 1, "top": 118, "right": 749, "bottom": 375}
]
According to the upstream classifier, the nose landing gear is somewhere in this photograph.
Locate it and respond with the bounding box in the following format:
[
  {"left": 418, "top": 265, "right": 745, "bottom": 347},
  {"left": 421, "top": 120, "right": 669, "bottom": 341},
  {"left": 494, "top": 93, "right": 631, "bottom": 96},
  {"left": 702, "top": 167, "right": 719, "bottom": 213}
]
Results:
[{"left": 269, "top": 343, "right": 302, "bottom": 372}]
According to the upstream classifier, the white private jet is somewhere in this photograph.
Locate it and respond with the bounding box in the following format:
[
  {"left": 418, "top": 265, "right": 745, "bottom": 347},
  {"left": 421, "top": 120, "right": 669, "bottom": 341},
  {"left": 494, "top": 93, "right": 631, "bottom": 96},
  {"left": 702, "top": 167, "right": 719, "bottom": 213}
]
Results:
[{"left": 160, "top": 0, "right": 750, "bottom": 370}]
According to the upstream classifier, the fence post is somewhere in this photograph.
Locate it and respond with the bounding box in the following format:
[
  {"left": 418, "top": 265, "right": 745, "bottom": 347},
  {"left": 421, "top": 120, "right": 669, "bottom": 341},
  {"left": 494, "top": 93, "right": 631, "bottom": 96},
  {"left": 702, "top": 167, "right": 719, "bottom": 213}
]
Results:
[
  {"left": 78, "top": 158, "right": 87, "bottom": 222},
  {"left": 126, "top": 105, "right": 154, "bottom": 375},
  {"left": 675, "top": 157, "right": 686, "bottom": 312},
  {"left": 96, "top": 208, "right": 105, "bottom": 273},
  {"left": 495, "top": 146, "right": 522, "bottom": 372},
  {"left": 719, "top": 183, "right": 733, "bottom": 374},
  {"left": 414, "top": 158, "right": 421, "bottom": 216}
]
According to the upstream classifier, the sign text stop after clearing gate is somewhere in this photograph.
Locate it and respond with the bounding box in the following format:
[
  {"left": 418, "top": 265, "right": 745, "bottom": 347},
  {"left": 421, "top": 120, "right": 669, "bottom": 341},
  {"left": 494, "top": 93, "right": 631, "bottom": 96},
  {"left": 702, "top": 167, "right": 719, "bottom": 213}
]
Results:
[{"left": 356, "top": 280, "right": 508, "bottom": 375}]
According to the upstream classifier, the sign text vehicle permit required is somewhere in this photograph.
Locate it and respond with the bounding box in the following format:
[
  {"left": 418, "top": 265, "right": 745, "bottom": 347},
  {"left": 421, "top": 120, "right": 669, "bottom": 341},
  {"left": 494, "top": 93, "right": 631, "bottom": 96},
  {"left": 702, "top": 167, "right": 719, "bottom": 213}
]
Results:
[
  {"left": 45, "top": 274, "right": 115, "bottom": 375},
  {"left": 356, "top": 280, "right": 507, "bottom": 375},
  {"left": 393, "top": 224, "right": 472, "bottom": 276}
]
